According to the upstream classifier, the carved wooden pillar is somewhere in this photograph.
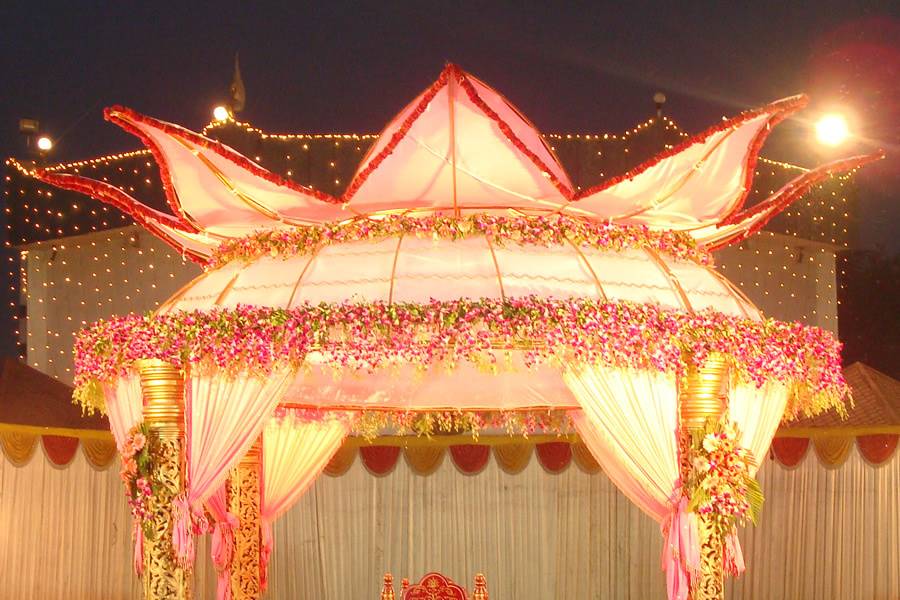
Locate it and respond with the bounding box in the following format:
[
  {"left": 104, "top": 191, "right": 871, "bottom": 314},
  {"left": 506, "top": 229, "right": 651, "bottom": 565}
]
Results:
[
  {"left": 228, "top": 438, "right": 262, "bottom": 599},
  {"left": 137, "top": 359, "right": 189, "bottom": 600},
  {"left": 680, "top": 352, "right": 728, "bottom": 600}
]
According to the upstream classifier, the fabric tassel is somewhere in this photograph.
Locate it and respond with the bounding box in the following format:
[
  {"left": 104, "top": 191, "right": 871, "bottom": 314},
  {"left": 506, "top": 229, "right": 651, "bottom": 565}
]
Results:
[
  {"left": 132, "top": 521, "right": 144, "bottom": 576},
  {"left": 661, "top": 496, "right": 700, "bottom": 600},
  {"left": 171, "top": 494, "right": 195, "bottom": 569},
  {"left": 725, "top": 528, "right": 746, "bottom": 577},
  {"left": 212, "top": 512, "right": 239, "bottom": 600}
]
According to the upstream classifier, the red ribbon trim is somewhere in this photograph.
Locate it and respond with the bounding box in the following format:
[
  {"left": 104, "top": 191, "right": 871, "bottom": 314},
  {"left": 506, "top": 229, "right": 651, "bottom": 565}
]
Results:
[
  {"left": 104, "top": 105, "right": 342, "bottom": 231},
  {"left": 31, "top": 171, "right": 211, "bottom": 263},
  {"left": 572, "top": 95, "right": 809, "bottom": 221}
]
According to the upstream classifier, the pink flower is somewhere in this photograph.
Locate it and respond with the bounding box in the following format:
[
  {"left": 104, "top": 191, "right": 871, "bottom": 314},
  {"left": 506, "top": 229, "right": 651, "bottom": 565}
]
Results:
[{"left": 131, "top": 433, "right": 146, "bottom": 452}]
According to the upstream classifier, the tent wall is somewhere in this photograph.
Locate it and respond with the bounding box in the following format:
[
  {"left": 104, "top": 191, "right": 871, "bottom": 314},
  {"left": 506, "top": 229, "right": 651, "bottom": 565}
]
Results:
[{"left": 2, "top": 446, "right": 897, "bottom": 599}]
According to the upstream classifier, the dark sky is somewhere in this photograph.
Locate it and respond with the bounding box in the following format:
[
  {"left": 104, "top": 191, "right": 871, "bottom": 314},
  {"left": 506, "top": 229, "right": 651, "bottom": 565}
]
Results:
[{"left": 1, "top": 1, "right": 898, "bottom": 248}]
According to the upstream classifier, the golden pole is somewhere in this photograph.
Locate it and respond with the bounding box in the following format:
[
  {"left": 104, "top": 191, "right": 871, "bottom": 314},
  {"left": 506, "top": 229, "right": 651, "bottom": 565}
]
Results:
[
  {"left": 228, "top": 438, "right": 262, "bottom": 599},
  {"left": 136, "top": 359, "right": 189, "bottom": 600},
  {"left": 680, "top": 352, "right": 728, "bottom": 600}
]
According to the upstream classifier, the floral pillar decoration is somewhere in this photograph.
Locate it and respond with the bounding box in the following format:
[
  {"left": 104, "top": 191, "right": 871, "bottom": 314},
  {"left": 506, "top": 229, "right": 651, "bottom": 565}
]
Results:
[
  {"left": 136, "top": 358, "right": 189, "bottom": 600},
  {"left": 228, "top": 438, "right": 262, "bottom": 599}
]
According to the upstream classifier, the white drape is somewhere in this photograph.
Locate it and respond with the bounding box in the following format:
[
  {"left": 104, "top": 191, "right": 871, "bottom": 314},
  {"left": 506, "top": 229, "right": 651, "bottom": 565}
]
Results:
[
  {"left": 103, "top": 373, "right": 143, "bottom": 448},
  {"left": 261, "top": 415, "right": 350, "bottom": 523},
  {"left": 565, "top": 366, "right": 792, "bottom": 521},
  {"left": 727, "top": 381, "right": 790, "bottom": 474},
  {"left": 565, "top": 368, "right": 679, "bottom": 521},
  {"left": 1, "top": 445, "right": 897, "bottom": 599},
  {"left": 186, "top": 369, "right": 294, "bottom": 510}
]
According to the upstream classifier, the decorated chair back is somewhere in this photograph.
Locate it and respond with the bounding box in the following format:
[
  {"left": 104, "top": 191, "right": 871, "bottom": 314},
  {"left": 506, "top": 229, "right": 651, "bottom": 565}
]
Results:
[
  {"left": 403, "top": 572, "right": 468, "bottom": 600},
  {"left": 381, "top": 571, "right": 489, "bottom": 600}
]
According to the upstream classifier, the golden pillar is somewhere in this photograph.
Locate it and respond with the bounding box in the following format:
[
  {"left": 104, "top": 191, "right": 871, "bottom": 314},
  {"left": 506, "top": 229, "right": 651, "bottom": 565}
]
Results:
[
  {"left": 136, "top": 359, "right": 189, "bottom": 600},
  {"left": 680, "top": 352, "right": 728, "bottom": 600},
  {"left": 228, "top": 438, "right": 262, "bottom": 599}
]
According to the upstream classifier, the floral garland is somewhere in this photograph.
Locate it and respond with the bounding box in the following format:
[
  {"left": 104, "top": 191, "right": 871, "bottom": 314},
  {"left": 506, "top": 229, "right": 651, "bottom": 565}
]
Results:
[
  {"left": 206, "top": 214, "right": 709, "bottom": 268},
  {"left": 74, "top": 297, "right": 848, "bottom": 420},
  {"left": 685, "top": 419, "right": 762, "bottom": 527},
  {"left": 119, "top": 423, "right": 156, "bottom": 536}
]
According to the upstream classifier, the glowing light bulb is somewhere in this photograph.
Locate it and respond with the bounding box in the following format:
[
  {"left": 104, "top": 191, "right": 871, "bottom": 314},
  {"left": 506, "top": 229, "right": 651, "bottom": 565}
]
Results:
[
  {"left": 815, "top": 114, "right": 849, "bottom": 146},
  {"left": 213, "top": 105, "right": 230, "bottom": 121},
  {"left": 37, "top": 136, "right": 53, "bottom": 151}
]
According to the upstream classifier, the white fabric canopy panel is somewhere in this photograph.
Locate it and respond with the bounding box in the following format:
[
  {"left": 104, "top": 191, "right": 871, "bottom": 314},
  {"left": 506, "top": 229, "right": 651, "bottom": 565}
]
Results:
[{"left": 158, "top": 238, "right": 759, "bottom": 317}]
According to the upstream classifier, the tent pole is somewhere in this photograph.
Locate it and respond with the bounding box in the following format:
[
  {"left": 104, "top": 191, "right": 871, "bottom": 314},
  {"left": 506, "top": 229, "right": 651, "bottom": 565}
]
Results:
[
  {"left": 137, "top": 359, "right": 190, "bottom": 600},
  {"left": 680, "top": 352, "right": 729, "bottom": 600},
  {"left": 228, "top": 437, "right": 262, "bottom": 599}
]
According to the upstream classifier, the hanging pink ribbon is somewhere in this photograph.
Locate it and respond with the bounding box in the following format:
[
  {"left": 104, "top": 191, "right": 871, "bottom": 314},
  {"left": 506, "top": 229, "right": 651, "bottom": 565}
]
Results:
[
  {"left": 725, "top": 528, "right": 746, "bottom": 577},
  {"left": 211, "top": 512, "right": 239, "bottom": 600},
  {"left": 260, "top": 521, "right": 274, "bottom": 593},
  {"left": 661, "top": 496, "right": 700, "bottom": 600},
  {"left": 172, "top": 493, "right": 195, "bottom": 569},
  {"left": 132, "top": 521, "right": 144, "bottom": 576}
]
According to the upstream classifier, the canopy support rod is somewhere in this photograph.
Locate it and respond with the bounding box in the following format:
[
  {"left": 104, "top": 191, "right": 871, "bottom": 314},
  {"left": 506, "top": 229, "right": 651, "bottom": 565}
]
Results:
[{"left": 448, "top": 74, "right": 460, "bottom": 217}]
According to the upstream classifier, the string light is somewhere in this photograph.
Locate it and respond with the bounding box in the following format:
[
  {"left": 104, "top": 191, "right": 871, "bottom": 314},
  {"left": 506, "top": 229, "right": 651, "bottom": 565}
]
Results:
[{"left": 4, "top": 114, "right": 859, "bottom": 376}]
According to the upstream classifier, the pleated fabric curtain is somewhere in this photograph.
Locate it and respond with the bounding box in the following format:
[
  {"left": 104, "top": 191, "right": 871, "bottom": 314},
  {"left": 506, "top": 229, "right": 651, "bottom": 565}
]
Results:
[
  {"left": 2, "top": 442, "right": 898, "bottom": 599},
  {"left": 258, "top": 413, "right": 352, "bottom": 591},
  {"left": 103, "top": 372, "right": 143, "bottom": 448},
  {"left": 564, "top": 368, "right": 679, "bottom": 521},
  {"left": 563, "top": 365, "right": 791, "bottom": 599},
  {"left": 180, "top": 368, "right": 296, "bottom": 564}
]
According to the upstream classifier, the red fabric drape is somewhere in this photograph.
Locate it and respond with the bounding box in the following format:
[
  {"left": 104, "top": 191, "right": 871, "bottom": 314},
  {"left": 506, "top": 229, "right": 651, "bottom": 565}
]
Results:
[
  {"left": 41, "top": 435, "right": 80, "bottom": 466},
  {"left": 449, "top": 444, "right": 491, "bottom": 474},
  {"left": 359, "top": 446, "right": 401, "bottom": 476},
  {"left": 857, "top": 434, "right": 899, "bottom": 465},
  {"left": 771, "top": 437, "right": 810, "bottom": 467},
  {"left": 535, "top": 442, "right": 573, "bottom": 473}
]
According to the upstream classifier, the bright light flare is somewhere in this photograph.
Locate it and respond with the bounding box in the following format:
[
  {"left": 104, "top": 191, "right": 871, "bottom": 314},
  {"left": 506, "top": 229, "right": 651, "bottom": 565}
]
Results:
[
  {"left": 213, "top": 105, "right": 230, "bottom": 121},
  {"left": 37, "top": 136, "right": 53, "bottom": 151},
  {"left": 815, "top": 114, "right": 850, "bottom": 146}
]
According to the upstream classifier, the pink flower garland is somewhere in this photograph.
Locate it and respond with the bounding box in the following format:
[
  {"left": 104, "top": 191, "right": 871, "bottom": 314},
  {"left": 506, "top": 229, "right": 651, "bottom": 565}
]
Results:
[
  {"left": 74, "top": 297, "right": 847, "bottom": 420},
  {"left": 205, "top": 214, "right": 709, "bottom": 269}
]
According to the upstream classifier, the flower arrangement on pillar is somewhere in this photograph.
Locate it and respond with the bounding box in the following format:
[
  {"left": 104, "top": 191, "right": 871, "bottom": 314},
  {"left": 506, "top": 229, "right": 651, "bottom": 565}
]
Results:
[
  {"left": 684, "top": 418, "right": 760, "bottom": 579},
  {"left": 120, "top": 423, "right": 156, "bottom": 538}
]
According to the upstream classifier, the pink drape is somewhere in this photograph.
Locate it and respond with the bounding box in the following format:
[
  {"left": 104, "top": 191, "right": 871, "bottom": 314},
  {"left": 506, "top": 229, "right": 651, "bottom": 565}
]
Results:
[
  {"left": 178, "top": 368, "right": 295, "bottom": 564},
  {"left": 564, "top": 366, "right": 789, "bottom": 600},
  {"left": 258, "top": 412, "right": 351, "bottom": 591},
  {"left": 103, "top": 373, "right": 143, "bottom": 448},
  {"left": 206, "top": 486, "right": 238, "bottom": 600}
]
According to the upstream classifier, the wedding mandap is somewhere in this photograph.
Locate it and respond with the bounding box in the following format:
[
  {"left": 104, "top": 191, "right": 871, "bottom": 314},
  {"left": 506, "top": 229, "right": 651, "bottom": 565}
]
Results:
[{"left": 28, "top": 64, "right": 885, "bottom": 600}]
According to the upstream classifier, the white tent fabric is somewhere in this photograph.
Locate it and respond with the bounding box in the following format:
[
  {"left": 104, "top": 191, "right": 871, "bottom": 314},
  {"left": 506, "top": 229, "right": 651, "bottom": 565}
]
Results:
[{"left": 2, "top": 444, "right": 897, "bottom": 599}]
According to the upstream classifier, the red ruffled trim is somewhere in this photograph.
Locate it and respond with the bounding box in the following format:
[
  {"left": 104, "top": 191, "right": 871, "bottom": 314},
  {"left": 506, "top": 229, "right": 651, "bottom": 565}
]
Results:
[
  {"left": 574, "top": 96, "right": 809, "bottom": 220},
  {"left": 342, "top": 64, "right": 574, "bottom": 203},
  {"left": 702, "top": 151, "right": 884, "bottom": 251},
  {"left": 104, "top": 106, "right": 344, "bottom": 231},
  {"left": 771, "top": 437, "right": 810, "bottom": 467},
  {"left": 535, "top": 442, "right": 572, "bottom": 473},
  {"left": 42, "top": 435, "right": 80, "bottom": 466},
  {"left": 359, "top": 445, "right": 401, "bottom": 476},
  {"left": 33, "top": 171, "right": 212, "bottom": 263},
  {"left": 449, "top": 444, "right": 491, "bottom": 474}
]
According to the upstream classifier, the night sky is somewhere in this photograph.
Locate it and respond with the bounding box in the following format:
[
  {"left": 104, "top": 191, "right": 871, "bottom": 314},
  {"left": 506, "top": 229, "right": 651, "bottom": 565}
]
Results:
[{"left": 1, "top": 1, "right": 898, "bottom": 243}]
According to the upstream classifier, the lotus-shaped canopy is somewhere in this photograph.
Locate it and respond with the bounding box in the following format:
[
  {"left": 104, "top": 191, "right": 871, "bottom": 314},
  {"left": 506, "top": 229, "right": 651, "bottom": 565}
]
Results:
[
  {"left": 46, "top": 64, "right": 876, "bottom": 421},
  {"left": 38, "top": 64, "right": 880, "bottom": 263}
]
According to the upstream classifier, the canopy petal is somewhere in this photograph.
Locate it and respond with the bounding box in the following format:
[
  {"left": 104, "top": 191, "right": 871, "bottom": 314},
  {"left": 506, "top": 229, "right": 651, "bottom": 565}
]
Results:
[
  {"left": 342, "top": 64, "right": 574, "bottom": 216},
  {"left": 105, "top": 106, "right": 348, "bottom": 235},
  {"left": 574, "top": 96, "right": 808, "bottom": 228},
  {"left": 692, "top": 152, "right": 884, "bottom": 250},
  {"left": 33, "top": 171, "right": 217, "bottom": 262}
]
